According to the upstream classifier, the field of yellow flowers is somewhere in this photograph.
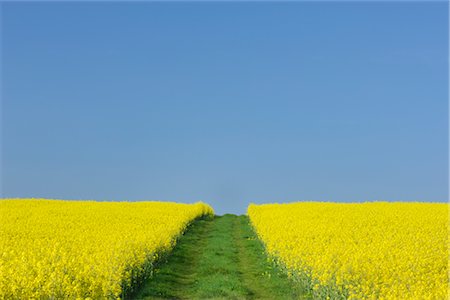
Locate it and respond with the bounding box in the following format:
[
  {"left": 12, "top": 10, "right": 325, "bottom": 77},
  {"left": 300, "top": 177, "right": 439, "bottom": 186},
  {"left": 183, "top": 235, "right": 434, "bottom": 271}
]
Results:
[
  {"left": 0, "top": 199, "right": 213, "bottom": 299},
  {"left": 248, "top": 202, "right": 448, "bottom": 299}
]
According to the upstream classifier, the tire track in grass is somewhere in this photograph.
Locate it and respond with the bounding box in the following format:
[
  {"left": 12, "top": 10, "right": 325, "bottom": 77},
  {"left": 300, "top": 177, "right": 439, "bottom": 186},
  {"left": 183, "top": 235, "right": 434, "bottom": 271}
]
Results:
[
  {"left": 133, "top": 215, "right": 310, "bottom": 299},
  {"left": 132, "top": 217, "right": 214, "bottom": 299}
]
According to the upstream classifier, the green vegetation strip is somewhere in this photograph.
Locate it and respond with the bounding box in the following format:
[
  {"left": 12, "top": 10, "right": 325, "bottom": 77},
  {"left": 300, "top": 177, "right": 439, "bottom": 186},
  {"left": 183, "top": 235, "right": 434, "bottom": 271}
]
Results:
[{"left": 133, "top": 214, "right": 311, "bottom": 299}]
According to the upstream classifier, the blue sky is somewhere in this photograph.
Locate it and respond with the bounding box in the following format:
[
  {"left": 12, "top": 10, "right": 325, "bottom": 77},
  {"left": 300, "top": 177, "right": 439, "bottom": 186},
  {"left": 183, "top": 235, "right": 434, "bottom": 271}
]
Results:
[{"left": 2, "top": 2, "right": 448, "bottom": 214}]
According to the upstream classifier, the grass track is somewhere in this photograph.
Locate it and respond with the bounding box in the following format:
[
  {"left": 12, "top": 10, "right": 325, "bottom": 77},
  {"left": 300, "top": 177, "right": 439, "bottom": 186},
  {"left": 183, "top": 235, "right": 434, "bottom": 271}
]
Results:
[{"left": 133, "top": 214, "right": 311, "bottom": 299}]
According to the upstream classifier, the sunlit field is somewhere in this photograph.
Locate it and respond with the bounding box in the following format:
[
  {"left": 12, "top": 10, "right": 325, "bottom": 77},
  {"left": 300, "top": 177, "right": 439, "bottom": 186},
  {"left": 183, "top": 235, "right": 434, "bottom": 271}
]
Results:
[
  {"left": 0, "top": 199, "right": 213, "bottom": 299},
  {"left": 248, "top": 202, "right": 448, "bottom": 299}
]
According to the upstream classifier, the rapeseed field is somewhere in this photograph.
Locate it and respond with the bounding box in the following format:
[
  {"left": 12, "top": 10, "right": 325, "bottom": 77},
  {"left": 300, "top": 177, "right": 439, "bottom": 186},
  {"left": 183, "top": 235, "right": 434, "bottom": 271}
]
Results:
[
  {"left": 0, "top": 199, "right": 213, "bottom": 299},
  {"left": 248, "top": 202, "right": 448, "bottom": 299}
]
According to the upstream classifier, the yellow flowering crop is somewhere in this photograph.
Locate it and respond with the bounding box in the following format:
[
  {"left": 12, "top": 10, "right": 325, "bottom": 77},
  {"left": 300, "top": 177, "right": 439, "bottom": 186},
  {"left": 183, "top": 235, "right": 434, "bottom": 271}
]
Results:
[
  {"left": 0, "top": 199, "right": 213, "bottom": 299},
  {"left": 248, "top": 202, "right": 448, "bottom": 299}
]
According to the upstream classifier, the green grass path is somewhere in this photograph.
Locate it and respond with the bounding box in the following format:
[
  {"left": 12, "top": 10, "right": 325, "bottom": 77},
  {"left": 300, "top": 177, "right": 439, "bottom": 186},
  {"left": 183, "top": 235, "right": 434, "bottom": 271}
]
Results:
[{"left": 133, "top": 214, "right": 311, "bottom": 299}]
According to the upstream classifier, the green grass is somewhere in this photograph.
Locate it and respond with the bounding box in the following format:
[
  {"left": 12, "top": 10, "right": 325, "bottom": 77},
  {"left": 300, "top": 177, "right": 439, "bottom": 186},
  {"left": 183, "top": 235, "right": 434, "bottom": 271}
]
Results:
[{"left": 133, "top": 214, "right": 311, "bottom": 299}]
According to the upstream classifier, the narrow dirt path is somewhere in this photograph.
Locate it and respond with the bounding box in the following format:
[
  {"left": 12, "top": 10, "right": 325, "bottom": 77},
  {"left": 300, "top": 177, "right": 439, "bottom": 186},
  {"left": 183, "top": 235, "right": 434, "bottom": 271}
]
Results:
[{"left": 133, "top": 215, "right": 310, "bottom": 299}]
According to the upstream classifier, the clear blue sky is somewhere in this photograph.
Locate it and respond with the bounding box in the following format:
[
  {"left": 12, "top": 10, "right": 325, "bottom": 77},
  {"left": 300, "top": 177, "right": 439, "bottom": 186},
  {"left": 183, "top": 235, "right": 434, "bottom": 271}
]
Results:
[{"left": 2, "top": 2, "right": 448, "bottom": 214}]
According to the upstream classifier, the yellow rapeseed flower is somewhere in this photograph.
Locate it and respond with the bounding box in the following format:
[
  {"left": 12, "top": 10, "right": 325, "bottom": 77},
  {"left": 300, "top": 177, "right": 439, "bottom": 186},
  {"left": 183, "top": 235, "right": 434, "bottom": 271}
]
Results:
[
  {"left": 248, "top": 202, "right": 448, "bottom": 299},
  {"left": 0, "top": 199, "right": 213, "bottom": 299}
]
